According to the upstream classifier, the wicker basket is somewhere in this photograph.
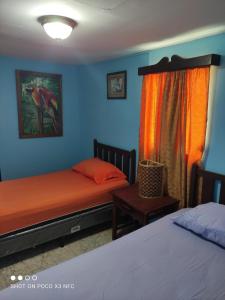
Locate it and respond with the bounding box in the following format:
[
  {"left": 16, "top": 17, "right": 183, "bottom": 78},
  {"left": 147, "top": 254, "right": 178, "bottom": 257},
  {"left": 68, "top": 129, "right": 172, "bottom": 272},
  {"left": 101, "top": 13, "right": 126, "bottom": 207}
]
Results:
[{"left": 138, "top": 160, "right": 164, "bottom": 198}]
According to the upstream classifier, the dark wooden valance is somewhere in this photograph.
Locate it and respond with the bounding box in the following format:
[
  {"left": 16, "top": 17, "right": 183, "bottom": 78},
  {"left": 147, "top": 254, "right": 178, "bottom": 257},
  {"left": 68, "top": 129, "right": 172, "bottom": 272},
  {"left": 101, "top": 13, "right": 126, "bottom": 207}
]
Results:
[{"left": 138, "top": 54, "right": 221, "bottom": 76}]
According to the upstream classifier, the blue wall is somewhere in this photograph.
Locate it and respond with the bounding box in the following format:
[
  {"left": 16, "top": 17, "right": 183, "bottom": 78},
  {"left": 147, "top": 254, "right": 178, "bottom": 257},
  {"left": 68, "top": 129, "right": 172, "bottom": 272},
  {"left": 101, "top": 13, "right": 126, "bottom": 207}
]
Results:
[
  {"left": 77, "top": 53, "right": 149, "bottom": 159},
  {"left": 1, "top": 33, "right": 225, "bottom": 180},
  {"left": 78, "top": 33, "right": 225, "bottom": 174},
  {"left": 0, "top": 56, "right": 80, "bottom": 179}
]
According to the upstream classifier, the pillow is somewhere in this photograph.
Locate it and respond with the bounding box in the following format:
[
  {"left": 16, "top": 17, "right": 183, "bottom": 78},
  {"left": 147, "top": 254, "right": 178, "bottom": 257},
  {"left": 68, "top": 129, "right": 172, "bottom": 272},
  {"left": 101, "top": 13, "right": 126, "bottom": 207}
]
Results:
[
  {"left": 72, "top": 158, "right": 126, "bottom": 184},
  {"left": 173, "top": 202, "right": 225, "bottom": 248}
]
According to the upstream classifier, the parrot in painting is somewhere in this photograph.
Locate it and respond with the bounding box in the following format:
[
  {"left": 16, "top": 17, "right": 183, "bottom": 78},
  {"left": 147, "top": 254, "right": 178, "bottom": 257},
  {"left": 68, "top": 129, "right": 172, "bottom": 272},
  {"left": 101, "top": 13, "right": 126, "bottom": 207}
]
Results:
[{"left": 26, "top": 87, "right": 59, "bottom": 132}]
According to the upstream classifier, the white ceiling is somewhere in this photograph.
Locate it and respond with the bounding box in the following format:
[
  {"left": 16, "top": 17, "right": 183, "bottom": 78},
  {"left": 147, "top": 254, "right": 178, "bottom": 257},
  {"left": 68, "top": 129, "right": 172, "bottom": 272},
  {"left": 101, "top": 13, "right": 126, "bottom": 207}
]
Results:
[{"left": 0, "top": 0, "right": 225, "bottom": 64}]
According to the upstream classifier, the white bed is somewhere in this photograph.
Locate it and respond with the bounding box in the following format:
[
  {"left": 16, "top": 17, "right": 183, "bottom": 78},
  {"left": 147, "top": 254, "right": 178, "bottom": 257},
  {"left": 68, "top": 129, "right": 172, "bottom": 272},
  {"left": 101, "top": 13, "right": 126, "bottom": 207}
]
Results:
[{"left": 1, "top": 208, "right": 225, "bottom": 300}]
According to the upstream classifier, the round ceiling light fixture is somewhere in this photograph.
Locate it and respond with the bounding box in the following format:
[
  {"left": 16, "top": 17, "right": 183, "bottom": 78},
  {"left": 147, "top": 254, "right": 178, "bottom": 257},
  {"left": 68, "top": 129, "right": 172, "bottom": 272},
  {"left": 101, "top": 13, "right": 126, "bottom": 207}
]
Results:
[{"left": 38, "top": 15, "right": 77, "bottom": 40}]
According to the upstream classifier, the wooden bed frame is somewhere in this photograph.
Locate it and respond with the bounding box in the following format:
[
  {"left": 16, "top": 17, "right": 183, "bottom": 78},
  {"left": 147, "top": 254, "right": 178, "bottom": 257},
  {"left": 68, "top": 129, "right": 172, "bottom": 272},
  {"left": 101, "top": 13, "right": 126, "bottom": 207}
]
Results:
[
  {"left": 189, "top": 163, "right": 225, "bottom": 207},
  {"left": 0, "top": 139, "right": 136, "bottom": 258}
]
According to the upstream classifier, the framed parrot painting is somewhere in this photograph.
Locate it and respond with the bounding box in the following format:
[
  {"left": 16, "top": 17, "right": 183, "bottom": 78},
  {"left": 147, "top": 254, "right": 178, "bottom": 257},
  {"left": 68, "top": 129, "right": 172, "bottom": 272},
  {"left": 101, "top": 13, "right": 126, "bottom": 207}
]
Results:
[{"left": 16, "top": 70, "right": 63, "bottom": 138}]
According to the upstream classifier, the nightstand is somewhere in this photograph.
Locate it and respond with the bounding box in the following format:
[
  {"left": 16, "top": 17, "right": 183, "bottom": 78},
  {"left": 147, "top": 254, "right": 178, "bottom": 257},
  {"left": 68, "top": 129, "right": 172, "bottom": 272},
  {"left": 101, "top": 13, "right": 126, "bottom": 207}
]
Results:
[{"left": 112, "top": 183, "right": 179, "bottom": 240}]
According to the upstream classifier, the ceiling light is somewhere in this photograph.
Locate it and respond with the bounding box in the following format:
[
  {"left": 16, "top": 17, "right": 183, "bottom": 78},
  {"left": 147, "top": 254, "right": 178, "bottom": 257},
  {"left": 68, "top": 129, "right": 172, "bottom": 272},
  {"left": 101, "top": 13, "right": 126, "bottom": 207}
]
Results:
[{"left": 38, "top": 15, "right": 77, "bottom": 40}]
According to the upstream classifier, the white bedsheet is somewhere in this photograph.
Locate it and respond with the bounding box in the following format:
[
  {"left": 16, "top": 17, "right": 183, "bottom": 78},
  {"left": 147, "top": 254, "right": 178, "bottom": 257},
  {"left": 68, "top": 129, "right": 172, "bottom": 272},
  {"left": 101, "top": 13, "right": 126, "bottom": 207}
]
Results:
[{"left": 1, "top": 209, "right": 225, "bottom": 300}]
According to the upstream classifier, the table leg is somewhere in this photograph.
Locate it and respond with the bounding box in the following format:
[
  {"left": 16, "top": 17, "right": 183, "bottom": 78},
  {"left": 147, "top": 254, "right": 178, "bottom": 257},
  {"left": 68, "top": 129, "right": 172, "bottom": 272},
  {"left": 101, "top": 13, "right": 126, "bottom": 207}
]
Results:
[
  {"left": 143, "top": 215, "right": 148, "bottom": 226},
  {"left": 112, "top": 205, "right": 118, "bottom": 240}
]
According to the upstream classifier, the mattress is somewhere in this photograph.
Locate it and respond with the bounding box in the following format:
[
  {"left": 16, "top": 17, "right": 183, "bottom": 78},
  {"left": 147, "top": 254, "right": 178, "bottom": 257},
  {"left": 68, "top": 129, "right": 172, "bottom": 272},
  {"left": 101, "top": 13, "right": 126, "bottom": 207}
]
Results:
[
  {"left": 0, "top": 170, "right": 128, "bottom": 235},
  {"left": 1, "top": 209, "right": 225, "bottom": 300}
]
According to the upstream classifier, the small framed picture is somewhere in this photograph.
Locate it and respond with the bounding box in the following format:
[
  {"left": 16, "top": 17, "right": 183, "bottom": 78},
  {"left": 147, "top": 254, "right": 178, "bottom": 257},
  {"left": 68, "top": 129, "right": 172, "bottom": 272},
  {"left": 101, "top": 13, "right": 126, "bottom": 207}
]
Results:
[{"left": 107, "top": 71, "right": 127, "bottom": 99}]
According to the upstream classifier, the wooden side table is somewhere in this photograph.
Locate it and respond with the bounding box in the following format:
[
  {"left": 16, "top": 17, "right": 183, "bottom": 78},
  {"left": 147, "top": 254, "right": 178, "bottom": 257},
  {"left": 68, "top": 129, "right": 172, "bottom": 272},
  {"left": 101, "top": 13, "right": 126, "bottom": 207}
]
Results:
[{"left": 112, "top": 184, "right": 179, "bottom": 240}]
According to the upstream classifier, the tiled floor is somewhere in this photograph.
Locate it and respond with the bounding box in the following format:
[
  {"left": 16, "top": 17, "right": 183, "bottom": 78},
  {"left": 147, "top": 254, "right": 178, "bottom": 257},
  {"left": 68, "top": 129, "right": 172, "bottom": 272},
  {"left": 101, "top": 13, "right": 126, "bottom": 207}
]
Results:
[{"left": 0, "top": 228, "right": 111, "bottom": 290}]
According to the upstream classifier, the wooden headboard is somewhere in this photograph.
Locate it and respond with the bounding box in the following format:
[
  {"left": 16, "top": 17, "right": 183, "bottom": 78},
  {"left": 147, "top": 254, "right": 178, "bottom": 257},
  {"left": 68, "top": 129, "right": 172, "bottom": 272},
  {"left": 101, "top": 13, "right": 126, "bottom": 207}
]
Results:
[
  {"left": 190, "top": 164, "right": 225, "bottom": 207},
  {"left": 94, "top": 139, "right": 136, "bottom": 184},
  {"left": 0, "top": 140, "right": 136, "bottom": 184}
]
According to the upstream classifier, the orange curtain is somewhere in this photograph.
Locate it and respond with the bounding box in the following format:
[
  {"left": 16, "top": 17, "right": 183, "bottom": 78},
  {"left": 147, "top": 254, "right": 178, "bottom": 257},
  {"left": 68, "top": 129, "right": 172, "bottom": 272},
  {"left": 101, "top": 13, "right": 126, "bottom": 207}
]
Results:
[{"left": 139, "top": 67, "right": 210, "bottom": 207}]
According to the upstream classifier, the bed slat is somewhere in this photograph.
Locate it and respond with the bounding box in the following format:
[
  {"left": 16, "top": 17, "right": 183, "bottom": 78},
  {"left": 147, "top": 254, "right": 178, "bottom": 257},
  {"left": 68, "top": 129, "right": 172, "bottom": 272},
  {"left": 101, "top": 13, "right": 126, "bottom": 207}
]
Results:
[
  {"left": 122, "top": 155, "right": 129, "bottom": 179},
  {"left": 201, "top": 176, "right": 215, "bottom": 204},
  {"left": 109, "top": 151, "right": 115, "bottom": 165},
  {"left": 98, "top": 145, "right": 103, "bottom": 159},
  {"left": 116, "top": 153, "right": 122, "bottom": 170},
  {"left": 103, "top": 149, "right": 108, "bottom": 161},
  {"left": 219, "top": 181, "right": 225, "bottom": 205},
  {"left": 130, "top": 150, "right": 136, "bottom": 184}
]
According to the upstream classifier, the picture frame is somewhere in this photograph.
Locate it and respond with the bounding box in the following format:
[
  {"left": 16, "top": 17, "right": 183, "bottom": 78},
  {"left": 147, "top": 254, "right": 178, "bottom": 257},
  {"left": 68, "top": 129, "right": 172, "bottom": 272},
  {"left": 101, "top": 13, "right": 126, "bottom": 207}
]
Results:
[
  {"left": 107, "top": 70, "right": 127, "bottom": 99},
  {"left": 16, "top": 70, "right": 63, "bottom": 138}
]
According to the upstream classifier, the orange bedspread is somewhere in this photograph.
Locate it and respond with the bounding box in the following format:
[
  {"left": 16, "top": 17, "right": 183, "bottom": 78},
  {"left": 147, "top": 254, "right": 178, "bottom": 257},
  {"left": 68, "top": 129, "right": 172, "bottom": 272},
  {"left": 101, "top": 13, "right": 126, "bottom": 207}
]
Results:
[{"left": 0, "top": 170, "right": 128, "bottom": 235}]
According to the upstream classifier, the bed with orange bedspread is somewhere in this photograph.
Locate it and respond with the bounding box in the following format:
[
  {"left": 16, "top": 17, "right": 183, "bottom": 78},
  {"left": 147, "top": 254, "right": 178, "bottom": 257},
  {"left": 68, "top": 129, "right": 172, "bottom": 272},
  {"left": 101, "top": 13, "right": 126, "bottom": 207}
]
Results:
[
  {"left": 0, "top": 170, "right": 128, "bottom": 235},
  {"left": 0, "top": 139, "right": 136, "bottom": 258}
]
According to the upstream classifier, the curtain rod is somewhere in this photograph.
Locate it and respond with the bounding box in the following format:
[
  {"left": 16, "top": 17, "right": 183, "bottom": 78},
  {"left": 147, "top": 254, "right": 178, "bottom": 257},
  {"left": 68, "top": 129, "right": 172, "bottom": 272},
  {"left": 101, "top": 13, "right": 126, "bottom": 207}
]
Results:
[{"left": 138, "top": 54, "right": 221, "bottom": 76}]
